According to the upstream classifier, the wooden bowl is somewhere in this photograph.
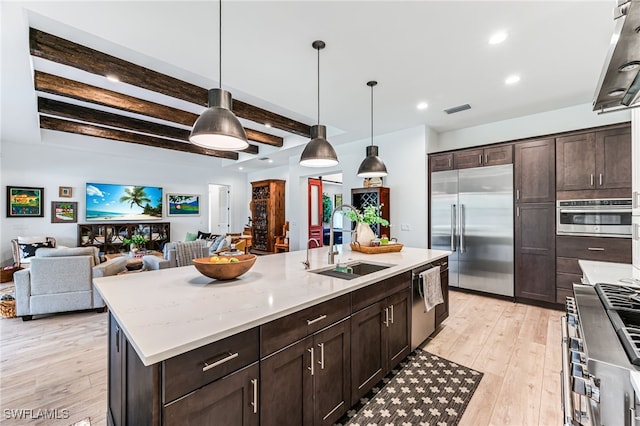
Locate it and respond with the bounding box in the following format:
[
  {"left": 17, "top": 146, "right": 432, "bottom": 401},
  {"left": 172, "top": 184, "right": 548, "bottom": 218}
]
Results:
[{"left": 192, "top": 254, "right": 257, "bottom": 280}]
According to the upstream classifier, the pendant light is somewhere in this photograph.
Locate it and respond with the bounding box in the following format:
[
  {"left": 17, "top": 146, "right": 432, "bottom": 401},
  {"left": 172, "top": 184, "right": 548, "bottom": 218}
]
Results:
[
  {"left": 189, "top": 0, "right": 248, "bottom": 151},
  {"left": 299, "top": 40, "right": 339, "bottom": 167},
  {"left": 357, "top": 81, "right": 388, "bottom": 177}
]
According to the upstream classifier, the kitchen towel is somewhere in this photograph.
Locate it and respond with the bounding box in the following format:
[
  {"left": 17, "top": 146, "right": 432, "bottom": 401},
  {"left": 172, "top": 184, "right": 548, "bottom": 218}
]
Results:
[{"left": 420, "top": 265, "right": 443, "bottom": 312}]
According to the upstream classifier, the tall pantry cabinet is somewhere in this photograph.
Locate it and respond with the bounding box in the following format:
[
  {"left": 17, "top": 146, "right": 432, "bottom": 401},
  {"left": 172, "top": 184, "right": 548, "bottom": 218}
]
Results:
[{"left": 250, "top": 179, "right": 285, "bottom": 254}]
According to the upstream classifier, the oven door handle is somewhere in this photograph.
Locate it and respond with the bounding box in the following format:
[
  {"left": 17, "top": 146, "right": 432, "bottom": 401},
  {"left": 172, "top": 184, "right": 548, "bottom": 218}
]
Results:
[
  {"left": 561, "top": 316, "right": 575, "bottom": 426},
  {"left": 559, "top": 208, "right": 631, "bottom": 214}
]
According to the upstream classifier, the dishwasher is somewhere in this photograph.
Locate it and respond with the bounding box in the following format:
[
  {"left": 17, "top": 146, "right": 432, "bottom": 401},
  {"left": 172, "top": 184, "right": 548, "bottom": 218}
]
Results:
[{"left": 411, "top": 263, "right": 438, "bottom": 350}]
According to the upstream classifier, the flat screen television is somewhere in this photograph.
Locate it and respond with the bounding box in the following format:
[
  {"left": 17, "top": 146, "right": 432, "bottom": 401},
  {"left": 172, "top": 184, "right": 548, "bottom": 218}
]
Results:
[{"left": 86, "top": 183, "right": 163, "bottom": 221}]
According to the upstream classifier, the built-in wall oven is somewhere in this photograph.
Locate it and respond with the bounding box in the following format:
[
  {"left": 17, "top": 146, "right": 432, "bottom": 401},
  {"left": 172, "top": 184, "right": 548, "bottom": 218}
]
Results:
[{"left": 557, "top": 199, "right": 632, "bottom": 238}]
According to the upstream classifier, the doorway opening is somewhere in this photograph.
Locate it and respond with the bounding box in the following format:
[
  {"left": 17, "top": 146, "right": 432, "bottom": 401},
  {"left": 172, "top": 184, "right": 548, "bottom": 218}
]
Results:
[
  {"left": 208, "top": 184, "right": 230, "bottom": 235},
  {"left": 307, "top": 173, "right": 343, "bottom": 247}
]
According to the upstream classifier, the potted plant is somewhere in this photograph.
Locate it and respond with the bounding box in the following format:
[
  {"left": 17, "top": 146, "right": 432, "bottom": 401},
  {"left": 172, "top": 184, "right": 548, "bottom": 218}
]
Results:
[
  {"left": 123, "top": 234, "right": 147, "bottom": 253},
  {"left": 344, "top": 204, "right": 389, "bottom": 246}
]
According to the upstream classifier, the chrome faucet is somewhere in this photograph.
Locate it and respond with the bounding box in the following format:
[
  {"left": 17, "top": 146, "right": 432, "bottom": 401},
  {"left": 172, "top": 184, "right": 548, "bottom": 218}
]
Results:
[
  {"left": 303, "top": 238, "right": 320, "bottom": 269},
  {"left": 328, "top": 204, "right": 358, "bottom": 265}
]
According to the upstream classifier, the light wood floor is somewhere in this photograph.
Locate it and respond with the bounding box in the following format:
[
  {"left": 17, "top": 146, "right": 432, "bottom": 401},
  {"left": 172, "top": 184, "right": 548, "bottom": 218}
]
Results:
[{"left": 0, "top": 286, "right": 563, "bottom": 426}]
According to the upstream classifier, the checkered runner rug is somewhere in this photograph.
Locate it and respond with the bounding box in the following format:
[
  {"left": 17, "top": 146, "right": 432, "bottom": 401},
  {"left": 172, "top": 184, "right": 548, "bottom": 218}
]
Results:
[{"left": 335, "top": 348, "right": 483, "bottom": 426}]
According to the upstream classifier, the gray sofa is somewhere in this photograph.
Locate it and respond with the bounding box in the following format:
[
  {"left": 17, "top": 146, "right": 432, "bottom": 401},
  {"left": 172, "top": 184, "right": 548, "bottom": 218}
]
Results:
[{"left": 14, "top": 247, "right": 128, "bottom": 321}]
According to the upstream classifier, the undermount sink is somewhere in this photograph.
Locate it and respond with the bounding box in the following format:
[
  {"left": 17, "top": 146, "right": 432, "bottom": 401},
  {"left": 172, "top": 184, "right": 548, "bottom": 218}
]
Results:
[{"left": 312, "top": 261, "right": 394, "bottom": 280}]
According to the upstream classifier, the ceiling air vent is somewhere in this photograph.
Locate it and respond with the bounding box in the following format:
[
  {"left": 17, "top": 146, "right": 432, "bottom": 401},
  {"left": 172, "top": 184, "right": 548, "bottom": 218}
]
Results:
[{"left": 444, "top": 104, "right": 471, "bottom": 114}]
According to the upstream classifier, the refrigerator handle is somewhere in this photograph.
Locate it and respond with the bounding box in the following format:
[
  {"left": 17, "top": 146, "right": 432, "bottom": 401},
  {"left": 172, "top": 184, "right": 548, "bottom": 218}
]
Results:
[
  {"left": 450, "top": 204, "right": 457, "bottom": 252},
  {"left": 459, "top": 204, "right": 466, "bottom": 254}
]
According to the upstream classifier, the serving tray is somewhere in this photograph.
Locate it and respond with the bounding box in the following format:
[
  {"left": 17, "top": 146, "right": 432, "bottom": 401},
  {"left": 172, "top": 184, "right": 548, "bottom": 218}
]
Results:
[{"left": 350, "top": 242, "right": 403, "bottom": 254}]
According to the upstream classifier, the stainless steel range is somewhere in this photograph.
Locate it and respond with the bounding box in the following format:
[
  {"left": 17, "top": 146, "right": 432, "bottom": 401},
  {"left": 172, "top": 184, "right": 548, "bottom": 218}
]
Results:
[{"left": 562, "top": 283, "right": 640, "bottom": 426}]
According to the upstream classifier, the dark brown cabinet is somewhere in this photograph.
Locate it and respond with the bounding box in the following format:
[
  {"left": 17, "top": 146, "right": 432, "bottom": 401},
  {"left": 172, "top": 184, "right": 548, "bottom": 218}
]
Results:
[
  {"left": 350, "top": 286, "right": 411, "bottom": 405},
  {"left": 79, "top": 222, "right": 170, "bottom": 254},
  {"left": 261, "top": 318, "right": 351, "bottom": 426},
  {"left": 163, "top": 363, "right": 259, "bottom": 426},
  {"left": 429, "top": 153, "right": 453, "bottom": 172},
  {"left": 250, "top": 179, "right": 286, "bottom": 253},
  {"left": 556, "top": 235, "right": 631, "bottom": 303},
  {"left": 351, "top": 187, "right": 390, "bottom": 238},
  {"left": 515, "top": 203, "right": 556, "bottom": 303},
  {"left": 453, "top": 145, "right": 513, "bottom": 169},
  {"left": 556, "top": 126, "right": 631, "bottom": 195},
  {"left": 515, "top": 138, "right": 555, "bottom": 203}
]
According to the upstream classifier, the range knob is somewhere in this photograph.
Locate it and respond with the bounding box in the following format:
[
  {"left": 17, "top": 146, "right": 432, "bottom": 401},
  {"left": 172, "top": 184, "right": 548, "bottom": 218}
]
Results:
[
  {"left": 572, "top": 376, "right": 600, "bottom": 403},
  {"left": 569, "top": 337, "right": 583, "bottom": 352}
]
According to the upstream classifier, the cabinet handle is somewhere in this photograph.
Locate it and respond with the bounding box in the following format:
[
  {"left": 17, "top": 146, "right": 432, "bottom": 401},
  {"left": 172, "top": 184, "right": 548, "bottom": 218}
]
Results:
[
  {"left": 448, "top": 157, "right": 451, "bottom": 168},
  {"left": 634, "top": 191, "right": 639, "bottom": 209},
  {"left": 587, "top": 247, "right": 605, "bottom": 251},
  {"left": 308, "top": 348, "right": 315, "bottom": 376},
  {"left": 590, "top": 174, "right": 594, "bottom": 187},
  {"left": 599, "top": 173, "right": 603, "bottom": 186},
  {"left": 389, "top": 304, "right": 394, "bottom": 324},
  {"left": 383, "top": 307, "right": 389, "bottom": 327},
  {"left": 516, "top": 189, "right": 520, "bottom": 201},
  {"left": 202, "top": 352, "right": 239, "bottom": 372},
  {"left": 318, "top": 343, "right": 325, "bottom": 370},
  {"left": 115, "top": 327, "right": 120, "bottom": 353},
  {"left": 485, "top": 153, "right": 488, "bottom": 164},
  {"left": 516, "top": 206, "right": 520, "bottom": 217},
  {"left": 306, "top": 314, "right": 327, "bottom": 325},
  {"left": 251, "top": 379, "right": 258, "bottom": 414},
  {"left": 478, "top": 154, "right": 482, "bottom": 165},
  {"left": 634, "top": 224, "right": 639, "bottom": 241}
]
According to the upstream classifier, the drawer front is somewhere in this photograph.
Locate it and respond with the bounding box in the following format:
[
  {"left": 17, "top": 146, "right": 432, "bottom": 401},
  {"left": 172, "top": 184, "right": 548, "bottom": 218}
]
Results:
[
  {"left": 351, "top": 272, "right": 411, "bottom": 313},
  {"left": 260, "top": 293, "right": 350, "bottom": 356},
  {"left": 556, "top": 236, "right": 631, "bottom": 263},
  {"left": 557, "top": 272, "right": 582, "bottom": 290},
  {"left": 556, "top": 257, "right": 581, "bottom": 275},
  {"left": 163, "top": 327, "right": 259, "bottom": 403}
]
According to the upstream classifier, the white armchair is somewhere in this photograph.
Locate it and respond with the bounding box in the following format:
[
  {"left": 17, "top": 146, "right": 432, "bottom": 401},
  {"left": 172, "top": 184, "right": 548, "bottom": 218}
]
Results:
[{"left": 14, "top": 247, "right": 127, "bottom": 321}]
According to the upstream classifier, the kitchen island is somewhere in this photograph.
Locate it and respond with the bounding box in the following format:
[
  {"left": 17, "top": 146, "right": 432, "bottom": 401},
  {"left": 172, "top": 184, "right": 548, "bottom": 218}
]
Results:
[{"left": 95, "top": 245, "right": 450, "bottom": 426}]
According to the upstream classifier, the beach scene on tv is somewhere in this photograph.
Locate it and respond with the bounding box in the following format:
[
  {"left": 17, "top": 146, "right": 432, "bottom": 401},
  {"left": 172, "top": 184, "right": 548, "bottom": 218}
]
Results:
[{"left": 86, "top": 183, "right": 163, "bottom": 221}]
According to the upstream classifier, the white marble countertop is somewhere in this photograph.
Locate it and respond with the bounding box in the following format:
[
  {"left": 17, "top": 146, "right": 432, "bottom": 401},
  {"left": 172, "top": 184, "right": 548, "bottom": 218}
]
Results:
[
  {"left": 94, "top": 245, "right": 450, "bottom": 366},
  {"left": 578, "top": 260, "right": 640, "bottom": 286}
]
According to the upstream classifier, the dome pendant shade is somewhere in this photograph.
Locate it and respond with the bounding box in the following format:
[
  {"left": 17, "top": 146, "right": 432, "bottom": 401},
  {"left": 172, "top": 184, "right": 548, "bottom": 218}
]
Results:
[
  {"left": 357, "top": 145, "right": 388, "bottom": 177},
  {"left": 299, "top": 125, "right": 339, "bottom": 167},
  {"left": 190, "top": 89, "right": 249, "bottom": 151}
]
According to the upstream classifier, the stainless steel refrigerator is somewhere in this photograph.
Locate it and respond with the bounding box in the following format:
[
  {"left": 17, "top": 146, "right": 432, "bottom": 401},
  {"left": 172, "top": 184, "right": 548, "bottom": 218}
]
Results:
[{"left": 430, "top": 164, "right": 514, "bottom": 297}]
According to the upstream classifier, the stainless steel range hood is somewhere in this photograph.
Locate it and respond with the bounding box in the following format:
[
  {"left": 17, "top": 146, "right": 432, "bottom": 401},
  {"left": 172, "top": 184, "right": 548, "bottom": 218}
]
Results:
[{"left": 593, "top": 0, "right": 640, "bottom": 113}]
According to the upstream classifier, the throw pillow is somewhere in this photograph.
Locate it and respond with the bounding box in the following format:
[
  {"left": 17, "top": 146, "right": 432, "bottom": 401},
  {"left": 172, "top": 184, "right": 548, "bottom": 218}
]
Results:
[
  {"left": 18, "top": 241, "right": 53, "bottom": 261},
  {"left": 209, "top": 235, "right": 223, "bottom": 253},
  {"left": 197, "top": 231, "right": 212, "bottom": 240},
  {"left": 185, "top": 232, "right": 197, "bottom": 242},
  {"left": 217, "top": 235, "right": 232, "bottom": 252}
]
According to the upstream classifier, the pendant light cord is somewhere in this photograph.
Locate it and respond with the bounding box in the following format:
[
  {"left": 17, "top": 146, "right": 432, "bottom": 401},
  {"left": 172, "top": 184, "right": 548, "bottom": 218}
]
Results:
[
  {"left": 317, "top": 46, "right": 320, "bottom": 125},
  {"left": 219, "top": 0, "right": 222, "bottom": 89},
  {"left": 370, "top": 83, "right": 374, "bottom": 147}
]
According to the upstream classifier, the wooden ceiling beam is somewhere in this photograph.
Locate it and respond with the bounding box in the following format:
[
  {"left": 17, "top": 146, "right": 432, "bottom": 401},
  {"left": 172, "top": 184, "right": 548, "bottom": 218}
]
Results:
[
  {"left": 39, "top": 116, "right": 239, "bottom": 160},
  {"left": 34, "top": 71, "right": 281, "bottom": 148},
  {"left": 30, "top": 28, "right": 311, "bottom": 137},
  {"left": 37, "top": 97, "right": 259, "bottom": 154}
]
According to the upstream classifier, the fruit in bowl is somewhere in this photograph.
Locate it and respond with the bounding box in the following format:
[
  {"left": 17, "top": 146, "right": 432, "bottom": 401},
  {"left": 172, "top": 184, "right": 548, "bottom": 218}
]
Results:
[{"left": 193, "top": 254, "right": 257, "bottom": 280}]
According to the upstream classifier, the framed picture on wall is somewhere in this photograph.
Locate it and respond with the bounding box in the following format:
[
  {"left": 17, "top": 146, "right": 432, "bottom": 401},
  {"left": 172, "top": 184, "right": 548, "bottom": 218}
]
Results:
[
  {"left": 167, "top": 193, "right": 201, "bottom": 216},
  {"left": 6, "top": 186, "right": 44, "bottom": 217},
  {"left": 51, "top": 201, "right": 78, "bottom": 223},
  {"left": 59, "top": 186, "right": 72, "bottom": 198}
]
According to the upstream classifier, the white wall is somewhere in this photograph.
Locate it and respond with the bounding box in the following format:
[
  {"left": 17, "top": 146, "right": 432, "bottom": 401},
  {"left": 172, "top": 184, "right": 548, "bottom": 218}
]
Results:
[
  {"left": 0, "top": 130, "right": 248, "bottom": 265},
  {"left": 432, "top": 103, "right": 631, "bottom": 153}
]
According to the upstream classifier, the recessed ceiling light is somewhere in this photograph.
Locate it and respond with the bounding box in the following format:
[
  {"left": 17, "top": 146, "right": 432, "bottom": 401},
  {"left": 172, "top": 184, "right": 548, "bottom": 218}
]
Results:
[
  {"left": 264, "top": 123, "right": 272, "bottom": 128},
  {"left": 505, "top": 74, "right": 520, "bottom": 85},
  {"left": 417, "top": 102, "right": 428, "bottom": 110},
  {"left": 238, "top": 166, "right": 244, "bottom": 170},
  {"left": 106, "top": 75, "right": 120, "bottom": 83},
  {"left": 489, "top": 32, "right": 508, "bottom": 45}
]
